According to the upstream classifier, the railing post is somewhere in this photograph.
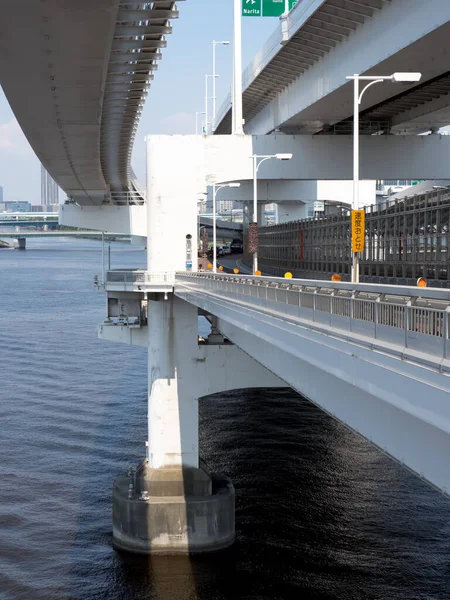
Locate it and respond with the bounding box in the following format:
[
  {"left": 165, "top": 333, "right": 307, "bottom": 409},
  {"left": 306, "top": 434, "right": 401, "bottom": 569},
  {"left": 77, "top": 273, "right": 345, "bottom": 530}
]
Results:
[
  {"left": 444, "top": 308, "right": 450, "bottom": 359},
  {"left": 405, "top": 301, "right": 411, "bottom": 348},
  {"left": 374, "top": 297, "right": 379, "bottom": 339},
  {"left": 330, "top": 290, "right": 335, "bottom": 327},
  {"left": 350, "top": 293, "right": 355, "bottom": 332},
  {"left": 313, "top": 288, "right": 317, "bottom": 322}
]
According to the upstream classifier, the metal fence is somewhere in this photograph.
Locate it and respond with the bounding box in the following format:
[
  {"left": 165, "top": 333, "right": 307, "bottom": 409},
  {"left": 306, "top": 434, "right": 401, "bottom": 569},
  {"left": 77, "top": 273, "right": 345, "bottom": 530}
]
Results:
[
  {"left": 253, "top": 188, "right": 450, "bottom": 282},
  {"left": 107, "top": 270, "right": 175, "bottom": 284},
  {"left": 176, "top": 272, "right": 450, "bottom": 360}
]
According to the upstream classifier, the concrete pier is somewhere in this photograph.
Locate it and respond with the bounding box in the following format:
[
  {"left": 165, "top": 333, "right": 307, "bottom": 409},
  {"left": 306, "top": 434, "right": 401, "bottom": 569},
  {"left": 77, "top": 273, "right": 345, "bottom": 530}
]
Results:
[
  {"left": 113, "top": 463, "right": 235, "bottom": 554},
  {"left": 14, "top": 237, "right": 26, "bottom": 250}
]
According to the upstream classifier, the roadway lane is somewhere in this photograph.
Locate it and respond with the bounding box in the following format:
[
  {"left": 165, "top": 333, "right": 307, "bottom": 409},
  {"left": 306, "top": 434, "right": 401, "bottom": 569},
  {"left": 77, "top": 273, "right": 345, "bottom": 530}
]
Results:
[{"left": 217, "top": 254, "right": 245, "bottom": 273}]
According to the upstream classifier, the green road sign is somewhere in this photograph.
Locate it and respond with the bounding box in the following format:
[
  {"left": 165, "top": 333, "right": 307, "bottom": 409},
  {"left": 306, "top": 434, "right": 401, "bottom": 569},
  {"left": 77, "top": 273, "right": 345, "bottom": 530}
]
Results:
[
  {"left": 263, "top": 0, "right": 285, "bottom": 16},
  {"left": 242, "top": 0, "right": 261, "bottom": 16},
  {"left": 243, "top": 0, "right": 298, "bottom": 17}
]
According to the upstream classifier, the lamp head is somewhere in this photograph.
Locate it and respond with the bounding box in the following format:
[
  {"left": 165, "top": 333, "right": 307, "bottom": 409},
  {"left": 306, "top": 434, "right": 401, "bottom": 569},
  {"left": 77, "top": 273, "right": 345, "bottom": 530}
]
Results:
[
  {"left": 227, "top": 182, "right": 241, "bottom": 188},
  {"left": 391, "top": 72, "right": 422, "bottom": 83},
  {"left": 275, "top": 153, "right": 293, "bottom": 161}
]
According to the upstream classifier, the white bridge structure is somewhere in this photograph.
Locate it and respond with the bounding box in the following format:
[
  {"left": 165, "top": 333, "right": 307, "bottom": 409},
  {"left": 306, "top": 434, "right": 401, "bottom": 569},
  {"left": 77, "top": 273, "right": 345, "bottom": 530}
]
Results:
[
  {"left": 216, "top": 0, "right": 450, "bottom": 137},
  {"left": 2, "top": 0, "right": 450, "bottom": 555}
]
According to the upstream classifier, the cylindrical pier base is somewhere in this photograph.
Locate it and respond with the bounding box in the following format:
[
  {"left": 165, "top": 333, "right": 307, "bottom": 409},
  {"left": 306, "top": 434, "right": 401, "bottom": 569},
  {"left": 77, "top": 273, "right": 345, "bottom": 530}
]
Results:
[
  {"left": 112, "top": 463, "right": 235, "bottom": 554},
  {"left": 14, "top": 237, "right": 26, "bottom": 250}
]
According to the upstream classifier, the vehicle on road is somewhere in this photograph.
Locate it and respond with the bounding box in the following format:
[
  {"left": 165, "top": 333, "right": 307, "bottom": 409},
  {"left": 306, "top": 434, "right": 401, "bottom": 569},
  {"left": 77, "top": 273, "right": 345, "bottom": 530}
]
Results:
[
  {"left": 230, "top": 239, "right": 243, "bottom": 253},
  {"left": 207, "top": 246, "right": 223, "bottom": 260}
]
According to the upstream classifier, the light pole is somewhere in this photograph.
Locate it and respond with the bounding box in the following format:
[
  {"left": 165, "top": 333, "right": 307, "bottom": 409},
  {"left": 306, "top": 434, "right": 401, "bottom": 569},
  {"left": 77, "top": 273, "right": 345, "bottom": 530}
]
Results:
[
  {"left": 212, "top": 40, "right": 229, "bottom": 133},
  {"left": 346, "top": 71, "right": 421, "bottom": 283},
  {"left": 213, "top": 182, "right": 241, "bottom": 273},
  {"left": 195, "top": 111, "right": 205, "bottom": 135},
  {"left": 251, "top": 153, "right": 293, "bottom": 275},
  {"left": 205, "top": 74, "right": 211, "bottom": 134},
  {"left": 232, "top": 0, "right": 244, "bottom": 135}
]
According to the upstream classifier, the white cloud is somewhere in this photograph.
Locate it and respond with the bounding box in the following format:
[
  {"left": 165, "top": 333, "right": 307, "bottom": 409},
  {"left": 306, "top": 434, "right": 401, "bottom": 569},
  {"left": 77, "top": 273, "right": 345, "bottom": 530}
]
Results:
[{"left": 0, "top": 118, "right": 32, "bottom": 154}]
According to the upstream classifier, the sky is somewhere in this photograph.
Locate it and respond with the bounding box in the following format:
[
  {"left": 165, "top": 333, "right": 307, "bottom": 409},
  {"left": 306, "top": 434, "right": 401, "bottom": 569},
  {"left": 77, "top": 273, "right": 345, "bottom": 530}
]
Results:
[{"left": 0, "top": 0, "right": 278, "bottom": 204}]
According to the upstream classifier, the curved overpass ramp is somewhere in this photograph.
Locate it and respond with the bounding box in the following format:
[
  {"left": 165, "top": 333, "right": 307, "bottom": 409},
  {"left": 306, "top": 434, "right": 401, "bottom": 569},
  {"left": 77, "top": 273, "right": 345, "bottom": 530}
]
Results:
[{"left": 0, "top": 0, "right": 179, "bottom": 206}]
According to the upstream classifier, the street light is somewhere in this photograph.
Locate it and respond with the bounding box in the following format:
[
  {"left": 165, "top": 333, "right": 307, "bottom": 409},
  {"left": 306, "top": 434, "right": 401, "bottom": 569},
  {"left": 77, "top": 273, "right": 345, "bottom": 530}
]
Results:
[
  {"left": 213, "top": 182, "right": 241, "bottom": 273},
  {"left": 251, "top": 153, "right": 293, "bottom": 274},
  {"left": 195, "top": 111, "right": 205, "bottom": 135},
  {"left": 346, "top": 71, "right": 422, "bottom": 283},
  {"left": 212, "top": 40, "right": 230, "bottom": 133},
  {"left": 205, "top": 74, "right": 213, "bottom": 134}
]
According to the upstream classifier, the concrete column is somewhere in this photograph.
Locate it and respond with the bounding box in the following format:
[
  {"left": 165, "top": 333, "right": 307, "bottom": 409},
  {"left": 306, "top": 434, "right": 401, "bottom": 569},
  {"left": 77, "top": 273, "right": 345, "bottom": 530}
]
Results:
[
  {"left": 112, "top": 134, "right": 235, "bottom": 555},
  {"left": 15, "top": 237, "right": 26, "bottom": 250},
  {"left": 147, "top": 135, "right": 201, "bottom": 274},
  {"left": 277, "top": 201, "right": 307, "bottom": 223},
  {"left": 257, "top": 202, "right": 265, "bottom": 227},
  {"left": 147, "top": 295, "right": 199, "bottom": 469}
]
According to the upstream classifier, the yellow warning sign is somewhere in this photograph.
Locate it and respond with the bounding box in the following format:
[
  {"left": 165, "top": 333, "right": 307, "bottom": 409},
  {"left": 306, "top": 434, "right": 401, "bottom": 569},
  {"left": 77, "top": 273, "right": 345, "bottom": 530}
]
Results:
[{"left": 351, "top": 210, "right": 365, "bottom": 253}]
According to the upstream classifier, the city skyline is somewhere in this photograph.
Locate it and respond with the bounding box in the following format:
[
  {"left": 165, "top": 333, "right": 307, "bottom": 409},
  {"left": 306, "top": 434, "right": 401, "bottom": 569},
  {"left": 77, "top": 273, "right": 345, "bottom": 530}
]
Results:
[{"left": 40, "top": 164, "right": 59, "bottom": 206}]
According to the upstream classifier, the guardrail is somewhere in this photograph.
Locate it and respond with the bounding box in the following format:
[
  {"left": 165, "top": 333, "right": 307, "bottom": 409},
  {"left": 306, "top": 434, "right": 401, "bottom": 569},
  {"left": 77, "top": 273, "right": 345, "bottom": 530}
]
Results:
[
  {"left": 175, "top": 273, "right": 450, "bottom": 360},
  {"left": 106, "top": 270, "right": 175, "bottom": 285},
  {"left": 109, "top": 191, "right": 146, "bottom": 205}
]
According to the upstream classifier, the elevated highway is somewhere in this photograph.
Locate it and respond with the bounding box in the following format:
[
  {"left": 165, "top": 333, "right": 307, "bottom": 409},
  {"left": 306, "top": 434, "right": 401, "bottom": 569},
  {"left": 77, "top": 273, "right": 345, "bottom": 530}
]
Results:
[
  {"left": 0, "top": 0, "right": 179, "bottom": 205},
  {"left": 104, "top": 269, "right": 450, "bottom": 497},
  {"left": 215, "top": 0, "right": 450, "bottom": 136},
  {"left": 199, "top": 216, "right": 243, "bottom": 242},
  {"left": 3, "top": 0, "right": 450, "bottom": 556},
  {"left": 175, "top": 273, "right": 450, "bottom": 495}
]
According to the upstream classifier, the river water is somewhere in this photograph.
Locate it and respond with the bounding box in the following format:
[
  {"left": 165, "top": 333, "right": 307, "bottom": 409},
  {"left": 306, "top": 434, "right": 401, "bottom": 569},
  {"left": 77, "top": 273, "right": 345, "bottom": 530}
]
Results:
[{"left": 1, "top": 238, "right": 450, "bottom": 600}]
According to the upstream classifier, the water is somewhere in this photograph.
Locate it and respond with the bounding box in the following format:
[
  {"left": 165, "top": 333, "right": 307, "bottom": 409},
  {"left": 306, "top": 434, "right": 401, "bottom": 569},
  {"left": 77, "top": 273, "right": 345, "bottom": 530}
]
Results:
[{"left": 1, "top": 238, "right": 450, "bottom": 600}]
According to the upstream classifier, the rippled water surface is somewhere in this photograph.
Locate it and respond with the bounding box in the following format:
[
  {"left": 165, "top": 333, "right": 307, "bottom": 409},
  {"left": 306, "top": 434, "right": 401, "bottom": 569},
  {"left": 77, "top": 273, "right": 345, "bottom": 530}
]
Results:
[{"left": 1, "top": 238, "right": 450, "bottom": 600}]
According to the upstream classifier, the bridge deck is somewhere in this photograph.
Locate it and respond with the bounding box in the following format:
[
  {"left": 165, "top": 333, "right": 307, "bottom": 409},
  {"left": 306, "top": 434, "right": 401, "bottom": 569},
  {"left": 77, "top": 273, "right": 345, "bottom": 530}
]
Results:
[
  {"left": 175, "top": 272, "right": 450, "bottom": 365},
  {"left": 172, "top": 271, "right": 450, "bottom": 496}
]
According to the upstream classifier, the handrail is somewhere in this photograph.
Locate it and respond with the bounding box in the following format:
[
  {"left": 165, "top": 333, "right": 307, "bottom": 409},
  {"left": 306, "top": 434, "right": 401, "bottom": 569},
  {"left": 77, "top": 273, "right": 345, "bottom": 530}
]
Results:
[
  {"left": 175, "top": 272, "right": 450, "bottom": 302},
  {"left": 175, "top": 272, "right": 450, "bottom": 360},
  {"left": 107, "top": 270, "right": 175, "bottom": 284}
]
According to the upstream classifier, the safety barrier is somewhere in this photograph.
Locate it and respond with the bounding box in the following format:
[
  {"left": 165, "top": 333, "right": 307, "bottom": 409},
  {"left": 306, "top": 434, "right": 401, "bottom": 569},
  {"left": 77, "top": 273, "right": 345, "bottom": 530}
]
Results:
[
  {"left": 107, "top": 270, "right": 175, "bottom": 285},
  {"left": 175, "top": 272, "right": 450, "bottom": 360}
]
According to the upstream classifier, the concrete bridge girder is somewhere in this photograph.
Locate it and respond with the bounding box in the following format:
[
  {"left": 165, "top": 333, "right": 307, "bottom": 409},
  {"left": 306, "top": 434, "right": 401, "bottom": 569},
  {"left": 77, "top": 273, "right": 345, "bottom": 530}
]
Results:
[
  {"left": 174, "top": 282, "right": 450, "bottom": 497},
  {"left": 244, "top": 0, "right": 450, "bottom": 136},
  {"left": 207, "top": 134, "right": 450, "bottom": 184},
  {"left": 62, "top": 132, "right": 450, "bottom": 238},
  {"left": 204, "top": 179, "right": 376, "bottom": 212}
]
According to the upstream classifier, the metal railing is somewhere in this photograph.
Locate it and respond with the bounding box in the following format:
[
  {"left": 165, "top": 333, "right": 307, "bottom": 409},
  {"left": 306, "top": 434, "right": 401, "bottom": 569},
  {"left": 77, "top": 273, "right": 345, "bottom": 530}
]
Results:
[
  {"left": 109, "top": 190, "right": 146, "bottom": 205},
  {"left": 107, "top": 270, "right": 175, "bottom": 285},
  {"left": 175, "top": 273, "right": 450, "bottom": 360}
]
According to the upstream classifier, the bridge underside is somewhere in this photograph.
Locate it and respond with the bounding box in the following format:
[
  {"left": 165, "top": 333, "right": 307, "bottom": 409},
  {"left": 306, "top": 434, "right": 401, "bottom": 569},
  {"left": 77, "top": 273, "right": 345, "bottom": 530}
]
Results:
[
  {"left": 0, "top": 0, "right": 177, "bottom": 206},
  {"left": 175, "top": 275, "right": 450, "bottom": 497},
  {"left": 216, "top": 0, "right": 450, "bottom": 137}
]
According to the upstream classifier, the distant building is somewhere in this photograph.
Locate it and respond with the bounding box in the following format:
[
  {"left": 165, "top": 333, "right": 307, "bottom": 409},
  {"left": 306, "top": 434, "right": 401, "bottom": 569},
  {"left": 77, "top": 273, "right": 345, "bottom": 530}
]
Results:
[
  {"left": 218, "top": 200, "right": 234, "bottom": 213},
  {"left": 41, "top": 164, "right": 59, "bottom": 205},
  {"left": 0, "top": 186, "right": 3, "bottom": 204},
  {"left": 4, "top": 201, "right": 31, "bottom": 212},
  {"left": 31, "top": 205, "right": 45, "bottom": 213}
]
